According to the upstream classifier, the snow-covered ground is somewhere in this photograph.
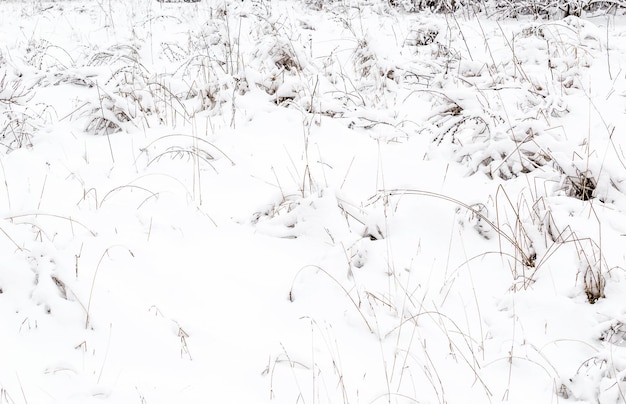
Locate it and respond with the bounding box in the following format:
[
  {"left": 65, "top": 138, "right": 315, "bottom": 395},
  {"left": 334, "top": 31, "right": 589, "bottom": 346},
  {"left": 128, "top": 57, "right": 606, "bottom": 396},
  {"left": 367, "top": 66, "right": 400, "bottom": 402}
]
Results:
[{"left": 1, "top": 0, "right": 626, "bottom": 402}]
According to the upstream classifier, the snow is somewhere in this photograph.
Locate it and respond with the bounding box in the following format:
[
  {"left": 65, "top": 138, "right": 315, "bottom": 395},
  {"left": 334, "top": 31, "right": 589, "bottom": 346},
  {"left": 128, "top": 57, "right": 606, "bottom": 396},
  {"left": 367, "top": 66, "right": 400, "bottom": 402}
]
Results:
[{"left": 2, "top": 0, "right": 626, "bottom": 402}]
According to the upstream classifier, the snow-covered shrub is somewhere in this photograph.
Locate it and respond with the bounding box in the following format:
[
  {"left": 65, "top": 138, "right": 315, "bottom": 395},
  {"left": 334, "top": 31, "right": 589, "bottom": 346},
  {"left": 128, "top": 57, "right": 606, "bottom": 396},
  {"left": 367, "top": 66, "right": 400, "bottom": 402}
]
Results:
[
  {"left": 0, "top": 69, "right": 34, "bottom": 106},
  {"left": 245, "top": 17, "right": 313, "bottom": 107},
  {"left": 187, "top": 18, "right": 236, "bottom": 75},
  {"left": 405, "top": 24, "right": 440, "bottom": 47},
  {"left": 0, "top": 66, "right": 50, "bottom": 150},
  {"left": 252, "top": 190, "right": 363, "bottom": 242},
  {"left": 301, "top": 0, "right": 343, "bottom": 11},
  {"left": 492, "top": 0, "right": 594, "bottom": 17},
  {"left": 250, "top": 33, "right": 307, "bottom": 98},
  {"left": 389, "top": 0, "right": 459, "bottom": 12},
  {"left": 155, "top": 11, "right": 251, "bottom": 118},
  {"left": 423, "top": 87, "right": 554, "bottom": 179},
  {"left": 83, "top": 91, "right": 138, "bottom": 135},
  {"left": 0, "top": 107, "right": 55, "bottom": 149},
  {"left": 422, "top": 17, "right": 606, "bottom": 180},
  {"left": 510, "top": 18, "right": 601, "bottom": 93},
  {"left": 107, "top": 65, "right": 156, "bottom": 113},
  {"left": 385, "top": 0, "right": 623, "bottom": 17},
  {"left": 77, "top": 45, "right": 156, "bottom": 134}
]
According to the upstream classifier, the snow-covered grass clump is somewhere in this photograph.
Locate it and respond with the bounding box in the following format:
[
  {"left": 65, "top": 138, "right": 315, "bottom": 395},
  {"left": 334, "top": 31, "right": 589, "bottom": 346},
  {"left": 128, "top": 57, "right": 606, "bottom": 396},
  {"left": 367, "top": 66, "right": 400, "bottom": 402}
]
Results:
[{"left": 1, "top": 0, "right": 626, "bottom": 403}]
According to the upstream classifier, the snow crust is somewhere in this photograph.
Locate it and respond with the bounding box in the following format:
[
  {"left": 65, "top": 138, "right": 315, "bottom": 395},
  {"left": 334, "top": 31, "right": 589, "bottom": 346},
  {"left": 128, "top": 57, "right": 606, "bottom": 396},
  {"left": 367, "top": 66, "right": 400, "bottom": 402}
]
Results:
[{"left": 1, "top": 1, "right": 626, "bottom": 402}]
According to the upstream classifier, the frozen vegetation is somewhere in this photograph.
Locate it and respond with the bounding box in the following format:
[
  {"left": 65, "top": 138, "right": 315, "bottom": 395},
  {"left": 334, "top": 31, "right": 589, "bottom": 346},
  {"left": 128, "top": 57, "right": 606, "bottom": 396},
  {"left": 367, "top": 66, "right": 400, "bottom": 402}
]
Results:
[{"left": 1, "top": 0, "right": 626, "bottom": 402}]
